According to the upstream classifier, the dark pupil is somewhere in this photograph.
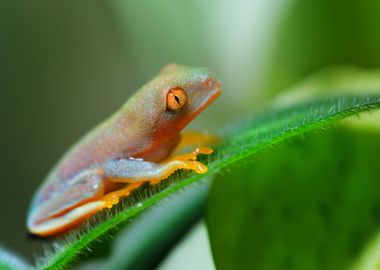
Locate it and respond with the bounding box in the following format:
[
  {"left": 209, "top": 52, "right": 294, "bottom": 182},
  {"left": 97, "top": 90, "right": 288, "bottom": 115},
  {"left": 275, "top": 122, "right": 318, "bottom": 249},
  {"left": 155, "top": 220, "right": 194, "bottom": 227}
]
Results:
[{"left": 174, "top": 95, "right": 180, "bottom": 104}]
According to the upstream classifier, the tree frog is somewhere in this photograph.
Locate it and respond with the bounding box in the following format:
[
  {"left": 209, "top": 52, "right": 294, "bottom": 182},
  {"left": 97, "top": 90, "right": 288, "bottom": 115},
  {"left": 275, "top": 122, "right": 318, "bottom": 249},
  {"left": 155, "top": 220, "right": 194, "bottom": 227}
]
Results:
[{"left": 27, "top": 64, "right": 222, "bottom": 236}]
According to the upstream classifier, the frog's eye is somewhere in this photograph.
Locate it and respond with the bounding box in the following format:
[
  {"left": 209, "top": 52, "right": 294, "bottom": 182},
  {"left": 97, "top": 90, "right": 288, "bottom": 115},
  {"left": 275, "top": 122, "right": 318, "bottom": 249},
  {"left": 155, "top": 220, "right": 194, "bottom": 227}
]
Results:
[{"left": 166, "top": 87, "right": 187, "bottom": 112}]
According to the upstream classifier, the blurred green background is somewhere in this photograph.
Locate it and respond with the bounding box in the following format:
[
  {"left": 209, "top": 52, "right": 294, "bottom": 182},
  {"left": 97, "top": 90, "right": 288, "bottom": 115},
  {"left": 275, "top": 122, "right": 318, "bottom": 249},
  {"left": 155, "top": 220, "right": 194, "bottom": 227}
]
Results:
[{"left": 2, "top": 0, "right": 380, "bottom": 267}]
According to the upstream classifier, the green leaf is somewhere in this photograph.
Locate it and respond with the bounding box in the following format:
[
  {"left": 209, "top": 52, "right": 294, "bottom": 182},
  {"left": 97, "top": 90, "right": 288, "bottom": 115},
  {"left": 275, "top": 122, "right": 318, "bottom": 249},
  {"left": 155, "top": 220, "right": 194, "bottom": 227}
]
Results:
[
  {"left": 37, "top": 93, "right": 380, "bottom": 270},
  {"left": 0, "top": 246, "right": 32, "bottom": 270},
  {"left": 261, "top": 0, "right": 380, "bottom": 98},
  {"left": 76, "top": 178, "right": 212, "bottom": 270},
  {"left": 207, "top": 127, "right": 380, "bottom": 270}
]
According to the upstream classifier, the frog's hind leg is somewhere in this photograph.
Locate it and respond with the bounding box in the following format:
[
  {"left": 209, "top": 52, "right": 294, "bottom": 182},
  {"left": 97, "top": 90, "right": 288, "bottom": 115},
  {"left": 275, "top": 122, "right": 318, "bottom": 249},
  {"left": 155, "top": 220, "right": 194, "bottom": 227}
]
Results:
[
  {"left": 99, "top": 182, "right": 144, "bottom": 208},
  {"left": 29, "top": 146, "right": 214, "bottom": 236},
  {"left": 28, "top": 169, "right": 108, "bottom": 236}
]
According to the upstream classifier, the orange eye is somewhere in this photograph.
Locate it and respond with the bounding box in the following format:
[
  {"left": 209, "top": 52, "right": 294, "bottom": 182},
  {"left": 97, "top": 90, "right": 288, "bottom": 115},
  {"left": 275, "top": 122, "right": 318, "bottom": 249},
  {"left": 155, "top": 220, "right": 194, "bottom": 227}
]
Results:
[{"left": 166, "top": 87, "right": 187, "bottom": 111}]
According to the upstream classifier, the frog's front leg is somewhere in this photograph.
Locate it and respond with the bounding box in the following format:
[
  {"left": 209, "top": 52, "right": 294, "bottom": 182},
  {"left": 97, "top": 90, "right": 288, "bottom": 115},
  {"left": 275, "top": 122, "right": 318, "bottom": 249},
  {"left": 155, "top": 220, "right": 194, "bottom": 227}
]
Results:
[
  {"left": 171, "top": 131, "right": 220, "bottom": 156},
  {"left": 99, "top": 147, "right": 212, "bottom": 207}
]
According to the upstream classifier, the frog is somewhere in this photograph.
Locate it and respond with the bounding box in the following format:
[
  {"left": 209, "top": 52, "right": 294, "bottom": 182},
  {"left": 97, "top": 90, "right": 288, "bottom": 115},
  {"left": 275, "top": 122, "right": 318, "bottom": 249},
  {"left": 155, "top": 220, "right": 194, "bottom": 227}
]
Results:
[{"left": 27, "top": 64, "right": 222, "bottom": 236}]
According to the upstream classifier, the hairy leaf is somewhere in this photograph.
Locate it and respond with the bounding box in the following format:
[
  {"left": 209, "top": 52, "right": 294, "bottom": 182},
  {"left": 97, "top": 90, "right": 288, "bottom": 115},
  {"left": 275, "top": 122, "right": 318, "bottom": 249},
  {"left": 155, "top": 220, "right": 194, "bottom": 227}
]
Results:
[
  {"left": 207, "top": 128, "right": 380, "bottom": 270},
  {"left": 35, "top": 94, "right": 380, "bottom": 270}
]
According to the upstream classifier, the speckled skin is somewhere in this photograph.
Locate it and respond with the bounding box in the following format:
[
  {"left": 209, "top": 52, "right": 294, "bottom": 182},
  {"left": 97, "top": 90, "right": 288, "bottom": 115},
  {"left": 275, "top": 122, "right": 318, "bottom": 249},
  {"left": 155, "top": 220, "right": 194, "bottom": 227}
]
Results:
[{"left": 28, "top": 64, "right": 221, "bottom": 233}]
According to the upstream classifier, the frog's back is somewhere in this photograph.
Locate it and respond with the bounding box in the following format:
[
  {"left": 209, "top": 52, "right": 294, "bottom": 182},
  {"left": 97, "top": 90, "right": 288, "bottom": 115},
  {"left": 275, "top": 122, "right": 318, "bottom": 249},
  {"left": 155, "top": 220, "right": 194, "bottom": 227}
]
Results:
[{"left": 56, "top": 110, "right": 145, "bottom": 181}]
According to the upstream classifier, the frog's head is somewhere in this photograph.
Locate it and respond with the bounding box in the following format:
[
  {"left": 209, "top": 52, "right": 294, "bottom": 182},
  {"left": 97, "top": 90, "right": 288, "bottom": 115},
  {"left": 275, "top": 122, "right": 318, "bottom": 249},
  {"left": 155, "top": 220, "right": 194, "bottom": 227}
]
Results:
[{"left": 127, "top": 64, "right": 221, "bottom": 146}]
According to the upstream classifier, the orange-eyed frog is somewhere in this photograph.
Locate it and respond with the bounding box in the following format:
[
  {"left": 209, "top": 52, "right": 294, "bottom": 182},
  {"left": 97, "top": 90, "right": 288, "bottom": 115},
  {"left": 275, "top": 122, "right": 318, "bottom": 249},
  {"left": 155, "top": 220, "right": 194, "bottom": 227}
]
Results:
[{"left": 27, "top": 64, "right": 222, "bottom": 236}]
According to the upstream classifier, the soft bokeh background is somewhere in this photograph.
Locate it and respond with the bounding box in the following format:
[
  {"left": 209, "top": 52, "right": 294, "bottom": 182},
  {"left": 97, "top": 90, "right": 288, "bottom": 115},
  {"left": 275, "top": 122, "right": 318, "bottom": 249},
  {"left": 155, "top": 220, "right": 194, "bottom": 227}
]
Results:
[{"left": 2, "top": 0, "right": 380, "bottom": 267}]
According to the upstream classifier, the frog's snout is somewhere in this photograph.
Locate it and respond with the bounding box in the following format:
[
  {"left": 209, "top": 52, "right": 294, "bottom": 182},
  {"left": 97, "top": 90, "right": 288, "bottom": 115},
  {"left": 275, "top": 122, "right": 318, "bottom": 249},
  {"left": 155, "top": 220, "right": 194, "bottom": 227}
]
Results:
[
  {"left": 208, "top": 77, "right": 222, "bottom": 99},
  {"left": 198, "top": 74, "right": 222, "bottom": 106}
]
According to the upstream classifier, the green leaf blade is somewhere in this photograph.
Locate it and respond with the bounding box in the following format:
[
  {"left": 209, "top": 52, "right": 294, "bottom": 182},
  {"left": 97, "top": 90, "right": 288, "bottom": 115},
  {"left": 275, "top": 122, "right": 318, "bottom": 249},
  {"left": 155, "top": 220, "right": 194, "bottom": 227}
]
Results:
[
  {"left": 207, "top": 127, "right": 380, "bottom": 270},
  {"left": 40, "top": 95, "right": 380, "bottom": 270},
  {"left": 0, "top": 246, "right": 32, "bottom": 270}
]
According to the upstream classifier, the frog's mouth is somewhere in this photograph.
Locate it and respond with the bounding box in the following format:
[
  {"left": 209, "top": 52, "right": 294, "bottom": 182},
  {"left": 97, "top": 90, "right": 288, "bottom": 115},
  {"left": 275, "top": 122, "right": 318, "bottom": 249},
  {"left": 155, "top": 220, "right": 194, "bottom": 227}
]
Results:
[{"left": 187, "top": 77, "right": 222, "bottom": 122}]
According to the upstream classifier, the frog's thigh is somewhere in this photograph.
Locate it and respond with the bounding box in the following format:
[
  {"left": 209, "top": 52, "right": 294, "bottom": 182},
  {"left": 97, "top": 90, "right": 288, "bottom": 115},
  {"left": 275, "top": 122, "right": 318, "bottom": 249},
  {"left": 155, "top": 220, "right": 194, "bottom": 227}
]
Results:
[{"left": 28, "top": 169, "right": 107, "bottom": 236}]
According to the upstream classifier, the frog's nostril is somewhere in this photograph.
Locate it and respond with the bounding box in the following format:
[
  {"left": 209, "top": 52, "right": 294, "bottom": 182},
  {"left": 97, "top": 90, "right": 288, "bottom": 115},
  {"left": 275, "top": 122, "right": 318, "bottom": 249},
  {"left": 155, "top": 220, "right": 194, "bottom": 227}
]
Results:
[
  {"left": 203, "top": 77, "right": 221, "bottom": 92},
  {"left": 205, "top": 78, "right": 214, "bottom": 87}
]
